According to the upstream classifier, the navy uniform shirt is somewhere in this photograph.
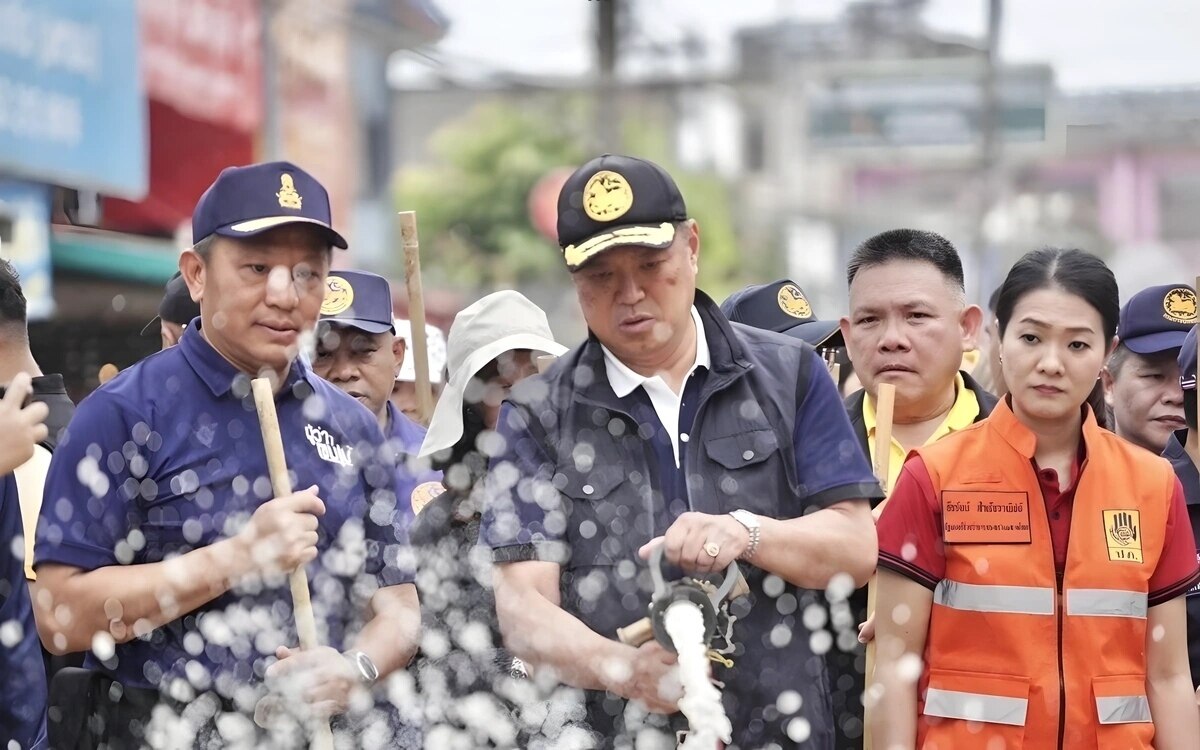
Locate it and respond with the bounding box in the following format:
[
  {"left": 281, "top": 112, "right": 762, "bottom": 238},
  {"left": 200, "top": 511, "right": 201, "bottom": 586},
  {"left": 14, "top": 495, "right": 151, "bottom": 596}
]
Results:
[
  {"left": 1164, "top": 430, "right": 1200, "bottom": 686},
  {"left": 35, "top": 323, "right": 411, "bottom": 699},
  {"left": 1, "top": 473, "right": 48, "bottom": 750},
  {"left": 385, "top": 401, "right": 441, "bottom": 529}
]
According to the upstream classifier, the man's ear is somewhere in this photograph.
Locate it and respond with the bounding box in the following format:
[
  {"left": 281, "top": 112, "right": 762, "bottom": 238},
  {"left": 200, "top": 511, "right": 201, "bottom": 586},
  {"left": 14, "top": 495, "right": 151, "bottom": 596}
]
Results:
[
  {"left": 960, "top": 304, "right": 985, "bottom": 351},
  {"left": 392, "top": 335, "right": 407, "bottom": 380},
  {"left": 179, "top": 249, "right": 205, "bottom": 305},
  {"left": 838, "top": 316, "right": 855, "bottom": 365},
  {"left": 1100, "top": 366, "right": 1117, "bottom": 407}
]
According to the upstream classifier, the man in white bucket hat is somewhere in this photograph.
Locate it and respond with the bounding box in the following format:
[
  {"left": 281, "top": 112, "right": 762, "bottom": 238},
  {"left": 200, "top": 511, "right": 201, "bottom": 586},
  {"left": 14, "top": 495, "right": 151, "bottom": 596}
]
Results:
[
  {"left": 391, "top": 319, "right": 447, "bottom": 424},
  {"left": 407, "top": 291, "right": 567, "bottom": 746}
]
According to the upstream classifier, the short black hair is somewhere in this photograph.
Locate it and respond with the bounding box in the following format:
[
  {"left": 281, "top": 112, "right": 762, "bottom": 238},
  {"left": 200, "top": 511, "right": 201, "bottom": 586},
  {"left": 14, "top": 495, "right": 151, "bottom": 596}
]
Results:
[
  {"left": 0, "top": 258, "right": 27, "bottom": 327},
  {"left": 846, "top": 229, "right": 965, "bottom": 291}
]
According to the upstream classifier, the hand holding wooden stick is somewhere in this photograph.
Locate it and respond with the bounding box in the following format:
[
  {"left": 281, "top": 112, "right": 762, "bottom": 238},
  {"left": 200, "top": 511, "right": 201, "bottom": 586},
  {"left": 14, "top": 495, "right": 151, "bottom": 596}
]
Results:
[{"left": 251, "top": 377, "right": 334, "bottom": 750}]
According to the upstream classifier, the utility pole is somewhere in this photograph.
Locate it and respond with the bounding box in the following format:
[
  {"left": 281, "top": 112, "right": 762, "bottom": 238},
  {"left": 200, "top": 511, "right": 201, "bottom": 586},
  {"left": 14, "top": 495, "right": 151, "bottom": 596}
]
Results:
[
  {"left": 596, "top": 0, "right": 620, "bottom": 151},
  {"left": 974, "top": 0, "right": 1004, "bottom": 301}
]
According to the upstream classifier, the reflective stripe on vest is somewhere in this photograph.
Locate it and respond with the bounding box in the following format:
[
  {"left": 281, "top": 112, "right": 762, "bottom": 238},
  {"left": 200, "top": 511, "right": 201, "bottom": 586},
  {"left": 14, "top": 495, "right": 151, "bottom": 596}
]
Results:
[
  {"left": 934, "top": 580, "right": 1054, "bottom": 615},
  {"left": 924, "top": 688, "right": 1029, "bottom": 726},
  {"left": 1096, "top": 695, "right": 1151, "bottom": 724},
  {"left": 1066, "top": 589, "right": 1148, "bottom": 619}
]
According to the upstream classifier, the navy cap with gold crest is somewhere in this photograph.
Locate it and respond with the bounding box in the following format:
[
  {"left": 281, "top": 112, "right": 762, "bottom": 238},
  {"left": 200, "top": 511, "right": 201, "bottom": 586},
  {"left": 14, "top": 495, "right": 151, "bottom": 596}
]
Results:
[
  {"left": 1180, "top": 325, "right": 1197, "bottom": 391},
  {"left": 1118, "top": 284, "right": 1197, "bottom": 354},
  {"left": 556, "top": 154, "right": 688, "bottom": 270},
  {"left": 192, "top": 160, "right": 348, "bottom": 249},
  {"left": 318, "top": 270, "right": 395, "bottom": 335},
  {"left": 720, "top": 280, "right": 844, "bottom": 349}
]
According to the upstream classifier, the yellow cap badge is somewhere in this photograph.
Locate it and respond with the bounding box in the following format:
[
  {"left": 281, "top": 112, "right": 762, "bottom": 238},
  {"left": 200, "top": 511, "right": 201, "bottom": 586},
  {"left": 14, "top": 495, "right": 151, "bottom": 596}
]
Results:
[
  {"left": 277, "top": 173, "right": 303, "bottom": 210},
  {"left": 777, "top": 284, "right": 813, "bottom": 319},
  {"left": 1163, "top": 287, "right": 1197, "bottom": 324},
  {"left": 411, "top": 481, "right": 445, "bottom": 515},
  {"left": 321, "top": 275, "right": 354, "bottom": 315},
  {"left": 582, "top": 170, "right": 634, "bottom": 222}
]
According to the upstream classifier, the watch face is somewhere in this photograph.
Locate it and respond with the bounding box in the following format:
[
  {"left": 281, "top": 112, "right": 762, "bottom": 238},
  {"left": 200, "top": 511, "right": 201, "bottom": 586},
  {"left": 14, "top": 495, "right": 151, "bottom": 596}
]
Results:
[{"left": 354, "top": 651, "right": 379, "bottom": 682}]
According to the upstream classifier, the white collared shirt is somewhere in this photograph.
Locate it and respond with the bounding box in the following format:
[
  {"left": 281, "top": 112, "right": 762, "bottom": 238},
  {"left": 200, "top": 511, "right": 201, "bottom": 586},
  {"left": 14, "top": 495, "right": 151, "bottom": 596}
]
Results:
[{"left": 601, "top": 306, "right": 710, "bottom": 467}]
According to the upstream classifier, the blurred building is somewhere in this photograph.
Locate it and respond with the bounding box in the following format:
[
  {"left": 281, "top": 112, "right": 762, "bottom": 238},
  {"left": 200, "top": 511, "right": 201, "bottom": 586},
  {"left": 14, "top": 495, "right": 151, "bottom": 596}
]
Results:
[{"left": 0, "top": 0, "right": 446, "bottom": 400}]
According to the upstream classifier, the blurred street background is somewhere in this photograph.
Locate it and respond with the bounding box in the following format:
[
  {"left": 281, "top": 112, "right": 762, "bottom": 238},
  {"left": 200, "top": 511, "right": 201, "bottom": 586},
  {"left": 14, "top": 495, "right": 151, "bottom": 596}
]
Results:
[{"left": 2, "top": 0, "right": 1199, "bottom": 400}]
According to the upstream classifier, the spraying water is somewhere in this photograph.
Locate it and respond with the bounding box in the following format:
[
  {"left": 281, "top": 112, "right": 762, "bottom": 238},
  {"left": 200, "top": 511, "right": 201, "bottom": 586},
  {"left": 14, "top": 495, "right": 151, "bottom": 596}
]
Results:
[{"left": 662, "top": 600, "right": 733, "bottom": 748}]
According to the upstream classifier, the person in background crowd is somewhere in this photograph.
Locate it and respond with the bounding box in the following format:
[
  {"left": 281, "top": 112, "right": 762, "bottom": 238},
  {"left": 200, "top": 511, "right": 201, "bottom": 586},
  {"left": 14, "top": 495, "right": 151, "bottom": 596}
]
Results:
[
  {"left": 484, "top": 154, "right": 881, "bottom": 749},
  {"left": 411, "top": 290, "right": 567, "bottom": 747},
  {"left": 32, "top": 162, "right": 421, "bottom": 748},
  {"left": 973, "top": 285, "right": 1008, "bottom": 399},
  {"left": 311, "top": 269, "right": 441, "bottom": 532},
  {"left": 1102, "top": 284, "right": 1196, "bottom": 455},
  {"left": 0, "top": 372, "right": 50, "bottom": 750},
  {"left": 391, "top": 319, "right": 447, "bottom": 425},
  {"left": 1161, "top": 324, "right": 1200, "bottom": 690},
  {"left": 874, "top": 248, "right": 1199, "bottom": 749},
  {"left": 141, "top": 271, "right": 202, "bottom": 350},
  {"left": 837, "top": 229, "right": 995, "bottom": 748}
]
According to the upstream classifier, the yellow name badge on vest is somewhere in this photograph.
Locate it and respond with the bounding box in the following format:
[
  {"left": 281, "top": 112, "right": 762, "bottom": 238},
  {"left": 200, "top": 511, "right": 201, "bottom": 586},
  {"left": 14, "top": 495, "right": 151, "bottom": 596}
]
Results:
[
  {"left": 1103, "top": 509, "right": 1143, "bottom": 563},
  {"left": 942, "top": 491, "right": 1032, "bottom": 544}
]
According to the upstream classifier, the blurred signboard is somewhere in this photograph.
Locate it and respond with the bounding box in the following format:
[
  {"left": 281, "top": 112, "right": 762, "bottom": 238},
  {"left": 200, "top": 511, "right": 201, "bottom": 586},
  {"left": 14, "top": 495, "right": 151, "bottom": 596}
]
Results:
[
  {"left": 0, "top": 0, "right": 146, "bottom": 198},
  {"left": 140, "top": 0, "right": 263, "bottom": 133},
  {"left": 0, "top": 182, "right": 53, "bottom": 320},
  {"left": 808, "top": 64, "right": 1052, "bottom": 151}
]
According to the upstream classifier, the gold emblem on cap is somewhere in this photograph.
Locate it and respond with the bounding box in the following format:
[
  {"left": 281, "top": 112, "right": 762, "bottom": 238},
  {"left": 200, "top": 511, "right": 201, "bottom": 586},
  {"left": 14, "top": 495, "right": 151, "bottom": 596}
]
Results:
[
  {"left": 777, "top": 284, "right": 813, "bottom": 319},
  {"left": 277, "top": 173, "right": 303, "bottom": 210},
  {"left": 582, "top": 170, "right": 634, "bottom": 222},
  {"left": 1163, "top": 287, "right": 1197, "bottom": 324},
  {"left": 411, "top": 481, "right": 445, "bottom": 515},
  {"left": 321, "top": 275, "right": 354, "bottom": 315}
]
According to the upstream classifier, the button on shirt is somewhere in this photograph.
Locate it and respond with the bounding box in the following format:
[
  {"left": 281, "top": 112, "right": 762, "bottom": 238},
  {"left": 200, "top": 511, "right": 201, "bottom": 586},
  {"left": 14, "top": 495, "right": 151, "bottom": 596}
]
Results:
[{"left": 35, "top": 324, "right": 411, "bottom": 695}]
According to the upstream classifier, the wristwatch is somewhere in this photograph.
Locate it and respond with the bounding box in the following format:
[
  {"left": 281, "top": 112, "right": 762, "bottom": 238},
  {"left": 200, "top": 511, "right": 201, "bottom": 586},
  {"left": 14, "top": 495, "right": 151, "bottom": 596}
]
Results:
[
  {"left": 345, "top": 650, "right": 379, "bottom": 687},
  {"left": 728, "top": 510, "right": 762, "bottom": 560}
]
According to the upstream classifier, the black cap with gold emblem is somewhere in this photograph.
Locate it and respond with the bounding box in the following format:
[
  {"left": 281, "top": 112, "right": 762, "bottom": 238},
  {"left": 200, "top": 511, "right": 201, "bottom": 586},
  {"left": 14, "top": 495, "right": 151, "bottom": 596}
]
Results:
[
  {"left": 556, "top": 154, "right": 688, "bottom": 270},
  {"left": 1117, "top": 283, "right": 1197, "bottom": 354},
  {"left": 720, "top": 280, "right": 844, "bottom": 349}
]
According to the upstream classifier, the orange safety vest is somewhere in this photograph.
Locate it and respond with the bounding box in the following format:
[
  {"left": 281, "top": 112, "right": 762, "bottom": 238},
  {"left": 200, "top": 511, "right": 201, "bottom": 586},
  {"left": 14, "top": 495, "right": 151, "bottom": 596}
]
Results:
[{"left": 912, "top": 399, "right": 1174, "bottom": 749}]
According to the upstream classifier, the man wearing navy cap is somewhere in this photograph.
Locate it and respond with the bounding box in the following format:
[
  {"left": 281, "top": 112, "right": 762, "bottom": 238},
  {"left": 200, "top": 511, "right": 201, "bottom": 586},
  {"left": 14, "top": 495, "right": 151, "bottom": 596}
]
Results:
[
  {"left": 1161, "top": 324, "right": 1200, "bottom": 689},
  {"left": 482, "top": 154, "right": 881, "bottom": 749},
  {"left": 142, "top": 271, "right": 202, "bottom": 350},
  {"left": 721, "top": 279, "right": 845, "bottom": 351},
  {"left": 1103, "top": 283, "right": 1197, "bottom": 454},
  {"left": 311, "top": 269, "right": 440, "bottom": 530},
  {"left": 32, "top": 162, "right": 420, "bottom": 747}
]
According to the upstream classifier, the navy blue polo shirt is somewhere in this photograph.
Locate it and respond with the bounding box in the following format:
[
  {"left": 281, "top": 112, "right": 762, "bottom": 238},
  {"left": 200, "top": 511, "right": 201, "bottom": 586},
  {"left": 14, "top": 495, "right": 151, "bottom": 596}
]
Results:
[
  {"left": 1, "top": 473, "right": 47, "bottom": 750},
  {"left": 1163, "top": 430, "right": 1200, "bottom": 686},
  {"left": 35, "top": 323, "right": 411, "bottom": 695},
  {"left": 385, "top": 401, "right": 441, "bottom": 532}
]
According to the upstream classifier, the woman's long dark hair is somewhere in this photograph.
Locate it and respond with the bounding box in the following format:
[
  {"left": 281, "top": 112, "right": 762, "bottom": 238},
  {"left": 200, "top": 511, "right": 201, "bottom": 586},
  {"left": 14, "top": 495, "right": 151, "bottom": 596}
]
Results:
[{"left": 994, "top": 248, "right": 1118, "bottom": 428}]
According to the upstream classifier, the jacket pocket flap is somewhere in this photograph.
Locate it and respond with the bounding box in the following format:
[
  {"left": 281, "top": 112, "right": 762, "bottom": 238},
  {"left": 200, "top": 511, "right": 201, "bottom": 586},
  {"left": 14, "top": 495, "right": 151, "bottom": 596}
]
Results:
[
  {"left": 924, "top": 669, "right": 1031, "bottom": 726},
  {"left": 704, "top": 429, "right": 779, "bottom": 470}
]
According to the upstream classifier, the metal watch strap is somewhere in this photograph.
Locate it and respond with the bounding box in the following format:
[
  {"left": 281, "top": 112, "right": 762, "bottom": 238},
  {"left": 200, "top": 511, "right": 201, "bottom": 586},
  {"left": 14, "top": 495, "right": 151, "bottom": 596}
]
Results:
[{"left": 729, "top": 510, "right": 761, "bottom": 560}]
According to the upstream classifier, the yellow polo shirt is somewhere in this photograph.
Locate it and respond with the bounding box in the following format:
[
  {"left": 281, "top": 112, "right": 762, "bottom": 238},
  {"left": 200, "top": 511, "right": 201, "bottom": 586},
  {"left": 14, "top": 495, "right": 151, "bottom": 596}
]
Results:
[{"left": 864, "top": 372, "right": 980, "bottom": 492}]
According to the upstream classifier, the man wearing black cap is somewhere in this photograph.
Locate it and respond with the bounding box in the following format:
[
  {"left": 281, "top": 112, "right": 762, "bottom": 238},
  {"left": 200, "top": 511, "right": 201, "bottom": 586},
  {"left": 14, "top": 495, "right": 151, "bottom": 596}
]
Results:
[
  {"left": 1161, "top": 325, "right": 1200, "bottom": 690},
  {"left": 32, "top": 162, "right": 419, "bottom": 747},
  {"left": 482, "top": 154, "right": 882, "bottom": 749},
  {"left": 1102, "top": 283, "right": 1197, "bottom": 454},
  {"left": 311, "top": 269, "right": 440, "bottom": 529},
  {"left": 142, "top": 271, "right": 202, "bottom": 349}
]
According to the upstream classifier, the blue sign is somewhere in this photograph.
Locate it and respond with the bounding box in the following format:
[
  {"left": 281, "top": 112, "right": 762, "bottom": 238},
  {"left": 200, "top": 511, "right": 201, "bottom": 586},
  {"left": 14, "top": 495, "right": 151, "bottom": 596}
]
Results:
[
  {"left": 0, "top": 0, "right": 146, "bottom": 199},
  {"left": 0, "top": 181, "right": 53, "bottom": 320}
]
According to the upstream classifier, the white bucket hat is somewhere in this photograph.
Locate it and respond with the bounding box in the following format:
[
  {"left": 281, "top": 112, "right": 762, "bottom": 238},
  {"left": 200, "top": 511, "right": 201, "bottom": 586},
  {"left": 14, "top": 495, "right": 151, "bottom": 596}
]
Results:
[
  {"left": 420, "top": 291, "right": 567, "bottom": 458},
  {"left": 394, "top": 319, "right": 447, "bottom": 384}
]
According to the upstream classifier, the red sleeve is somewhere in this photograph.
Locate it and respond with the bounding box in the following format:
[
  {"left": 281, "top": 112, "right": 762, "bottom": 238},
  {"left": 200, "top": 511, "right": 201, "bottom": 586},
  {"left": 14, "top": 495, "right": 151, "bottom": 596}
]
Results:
[
  {"left": 876, "top": 456, "right": 945, "bottom": 590},
  {"left": 1148, "top": 478, "right": 1200, "bottom": 606}
]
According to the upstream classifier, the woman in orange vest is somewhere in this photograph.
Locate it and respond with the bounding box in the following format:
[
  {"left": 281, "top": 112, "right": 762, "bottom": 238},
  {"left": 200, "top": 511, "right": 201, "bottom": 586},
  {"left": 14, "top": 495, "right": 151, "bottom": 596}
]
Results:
[{"left": 873, "top": 248, "right": 1200, "bottom": 750}]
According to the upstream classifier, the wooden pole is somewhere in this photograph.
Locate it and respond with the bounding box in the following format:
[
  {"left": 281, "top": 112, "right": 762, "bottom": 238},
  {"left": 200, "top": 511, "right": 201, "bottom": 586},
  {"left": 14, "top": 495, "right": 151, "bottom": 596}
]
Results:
[
  {"left": 863, "top": 381, "right": 896, "bottom": 750},
  {"left": 399, "top": 211, "right": 434, "bottom": 427},
  {"left": 251, "top": 377, "right": 334, "bottom": 750}
]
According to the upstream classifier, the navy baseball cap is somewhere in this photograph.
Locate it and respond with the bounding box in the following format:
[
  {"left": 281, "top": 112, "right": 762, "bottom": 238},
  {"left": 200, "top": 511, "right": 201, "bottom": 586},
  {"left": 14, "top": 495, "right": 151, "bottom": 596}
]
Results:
[
  {"left": 192, "top": 161, "right": 348, "bottom": 249},
  {"left": 1180, "top": 325, "right": 1197, "bottom": 391},
  {"left": 318, "top": 270, "right": 395, "bottom": 335},
  {"left": 140, "top": 272, "right": 201, "bottom": 336},
  {"left": 557, "top": 154, "right": 688, "bottom": 271},
  {"left": 1118, "top": 284, "right": 1197, "bottom": 354},
  {"left": 721, "top": 280, "right": 843, "bottom": 349}
]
